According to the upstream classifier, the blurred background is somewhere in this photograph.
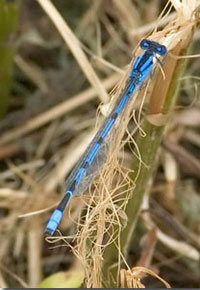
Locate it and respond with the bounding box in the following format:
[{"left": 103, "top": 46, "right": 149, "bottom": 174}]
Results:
[{"left": 0, "top": 0, "right": 199, "bottom": 288}]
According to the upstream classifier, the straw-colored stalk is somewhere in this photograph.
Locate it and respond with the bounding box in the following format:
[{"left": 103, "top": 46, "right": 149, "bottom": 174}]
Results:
[
  {"left": 102, "top": 1, "right": 200, "bottom": 287},
  {"left": 66, "top": 0, "right": 200, "bottom": 288}
]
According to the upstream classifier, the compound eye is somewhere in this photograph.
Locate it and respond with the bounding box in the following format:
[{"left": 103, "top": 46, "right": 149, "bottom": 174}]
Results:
[
  {"left": 140, "top": 39, "right": 150, "bottom": 50},
  {"left": 156, "top": 45, "right": 167, "bottom": 56}
]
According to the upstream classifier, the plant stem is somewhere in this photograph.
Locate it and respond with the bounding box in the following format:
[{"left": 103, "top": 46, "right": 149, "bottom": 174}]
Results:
[{"left": 103, "top": 36, "right": 193, "bottom": 287}]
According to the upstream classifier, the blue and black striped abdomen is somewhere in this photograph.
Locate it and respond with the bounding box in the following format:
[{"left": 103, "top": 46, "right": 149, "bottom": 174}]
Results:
[{"left": 62, "top": 81, "right": 137, "bottom": 200}]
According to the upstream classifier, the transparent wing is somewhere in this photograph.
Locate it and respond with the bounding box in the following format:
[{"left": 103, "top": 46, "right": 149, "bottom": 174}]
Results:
[{"left": 64, "top": 114, "right": 114, "bottom": 196}]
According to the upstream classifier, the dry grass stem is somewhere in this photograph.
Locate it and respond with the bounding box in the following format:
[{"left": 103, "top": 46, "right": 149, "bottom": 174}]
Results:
[
  {"left": 37, "top": 0, "right": 109, "bottom": 103},
  {"left": 0, "top": 74, "right": 118, "bottom": 146}
]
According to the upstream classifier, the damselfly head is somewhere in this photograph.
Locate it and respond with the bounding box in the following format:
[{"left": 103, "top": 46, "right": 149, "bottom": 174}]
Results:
[{"left": 140, "top": 39, "right": 167, "bottom": 56}]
